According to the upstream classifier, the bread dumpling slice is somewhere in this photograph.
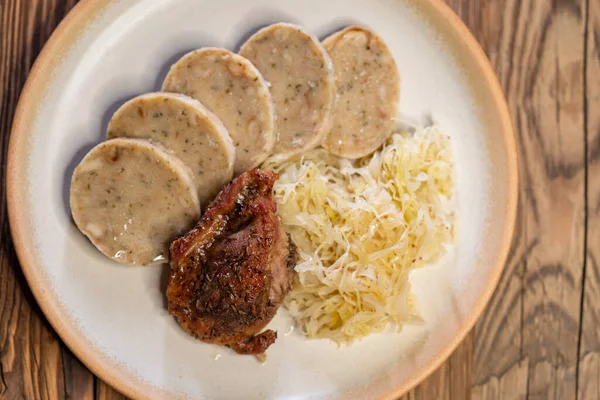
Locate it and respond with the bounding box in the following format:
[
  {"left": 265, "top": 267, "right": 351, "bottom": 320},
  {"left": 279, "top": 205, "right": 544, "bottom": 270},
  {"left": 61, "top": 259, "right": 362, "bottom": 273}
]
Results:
[
  {"left": 163, "top": 48, "right": 275, "bottom": 175},
  {"left": 322, "top": 26, "right": 400, "bottom": 159},
  {"left": 70, "top": 138, "right": 200, "bottom": 266},
  {"left": 107, "top": 92, "right": 234, "bottom": 206},
  {"left": 240, "top": 23, "right": 336, "bottom": 159}
]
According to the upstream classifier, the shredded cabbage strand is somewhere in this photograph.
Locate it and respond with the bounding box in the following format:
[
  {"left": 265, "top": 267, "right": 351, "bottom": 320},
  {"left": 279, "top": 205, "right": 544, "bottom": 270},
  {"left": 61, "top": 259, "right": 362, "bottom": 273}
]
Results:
[{"left": 263, "top": 127, "right": 456, "bottom": 344}]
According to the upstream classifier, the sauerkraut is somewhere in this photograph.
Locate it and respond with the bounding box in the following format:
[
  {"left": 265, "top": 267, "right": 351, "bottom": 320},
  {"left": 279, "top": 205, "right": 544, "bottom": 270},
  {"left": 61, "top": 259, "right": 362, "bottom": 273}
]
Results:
[{"left": 263, "top": 126, "right": 456, "bottom": 344}]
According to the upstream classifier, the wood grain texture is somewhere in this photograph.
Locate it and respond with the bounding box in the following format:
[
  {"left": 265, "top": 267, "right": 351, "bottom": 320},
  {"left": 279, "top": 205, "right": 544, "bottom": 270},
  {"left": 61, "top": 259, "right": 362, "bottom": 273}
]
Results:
[
  {"left": 521, "top": 1, "right": 586, "bottom": 396},
  {"left": 96, "top": 381, "right": 128, "bottom": 400},
  {"left": 579, "top": 0, "right": 600, "bottom": 398},
  {"left": 0, "top": 0, "right": 596, "bottom": 399},
  {"left": 514, "top": 0, "right": 585, "bottom": 398}
]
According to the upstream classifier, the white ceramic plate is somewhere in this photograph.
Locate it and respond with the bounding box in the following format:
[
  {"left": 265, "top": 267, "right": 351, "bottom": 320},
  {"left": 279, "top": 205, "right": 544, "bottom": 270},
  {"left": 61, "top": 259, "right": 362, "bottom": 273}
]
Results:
[{"left": 7, "top": 0, "right": 518, "bottom": 399}]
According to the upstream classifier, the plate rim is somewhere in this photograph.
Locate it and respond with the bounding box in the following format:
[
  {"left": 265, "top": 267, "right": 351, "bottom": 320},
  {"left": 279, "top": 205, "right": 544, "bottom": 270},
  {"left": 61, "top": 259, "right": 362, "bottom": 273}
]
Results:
[{"left": 6, "top": 0, "right": 519, "bottom": 398}]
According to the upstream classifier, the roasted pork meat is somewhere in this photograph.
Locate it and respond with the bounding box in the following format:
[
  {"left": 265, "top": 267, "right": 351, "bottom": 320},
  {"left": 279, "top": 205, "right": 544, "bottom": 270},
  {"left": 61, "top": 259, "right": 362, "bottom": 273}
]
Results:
[{"left": 167, "top": 169, "right": 296, "bottom": 355}]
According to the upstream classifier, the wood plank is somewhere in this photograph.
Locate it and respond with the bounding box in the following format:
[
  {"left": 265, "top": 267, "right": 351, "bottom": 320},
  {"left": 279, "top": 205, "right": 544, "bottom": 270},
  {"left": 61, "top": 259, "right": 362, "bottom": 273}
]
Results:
[
  {"left": 578, "top": 352, "right": 600, "bottom": 400},
  {"left": 96, "top": 381, "right": 128, "bottom": 400},
  {"left": 477, "top": 0, "right": 585, "bottom": 397},
  {"left": 578, "top": 0, "right": 600, "bottom": 398},
  {"left": 472, "top": 359, "right": 529, "bottom": 400},
  {"left": 62, "top": 351, "right": 94, "bottom": 400},
  {"left": 518, "top": 0, "right": 587, "bottom": 398},
  {"left": 0, "top": 0, "right": 95, "bottom": 399}
]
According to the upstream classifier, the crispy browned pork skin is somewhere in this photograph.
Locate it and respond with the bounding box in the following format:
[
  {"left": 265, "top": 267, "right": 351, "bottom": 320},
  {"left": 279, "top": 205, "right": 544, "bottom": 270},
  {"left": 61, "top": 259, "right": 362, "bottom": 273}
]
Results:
[{"left": 167, "top": 169, "right": 297, "bottom": 355}]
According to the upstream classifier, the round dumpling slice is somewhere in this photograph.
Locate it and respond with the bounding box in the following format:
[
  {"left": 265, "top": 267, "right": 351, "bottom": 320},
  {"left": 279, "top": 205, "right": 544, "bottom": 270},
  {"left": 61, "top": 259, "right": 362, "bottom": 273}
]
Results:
[
  {"left": 162, "top": 48, "right": 275, "bottom": 175},
  {"left": 239, "top": 23, "right": 336, "bottom": 158},
  {"left": 106, "top": 92, "right": 235, "bottom": 206},
  {"left": 70, "top": 138, "right": 201, "bottom": 266},
  {"left": 322, "top": 26, "right": 400, "bottom": 159}
]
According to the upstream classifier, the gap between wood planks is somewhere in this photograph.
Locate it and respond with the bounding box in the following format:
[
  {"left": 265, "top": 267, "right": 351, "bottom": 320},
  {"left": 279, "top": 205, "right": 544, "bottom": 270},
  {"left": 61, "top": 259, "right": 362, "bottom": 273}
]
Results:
[
  {"left": 574, "top": 0, "right": 591, "bottom": 398},
  {"left": 578, "top": 0, "right": 600, "bottom": 397}
]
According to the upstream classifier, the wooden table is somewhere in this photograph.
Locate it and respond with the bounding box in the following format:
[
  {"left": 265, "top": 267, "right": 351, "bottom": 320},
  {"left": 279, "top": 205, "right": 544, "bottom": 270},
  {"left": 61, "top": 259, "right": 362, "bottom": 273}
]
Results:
[{"left": 1, "top": 0, "right": 598, "bottom": 399}]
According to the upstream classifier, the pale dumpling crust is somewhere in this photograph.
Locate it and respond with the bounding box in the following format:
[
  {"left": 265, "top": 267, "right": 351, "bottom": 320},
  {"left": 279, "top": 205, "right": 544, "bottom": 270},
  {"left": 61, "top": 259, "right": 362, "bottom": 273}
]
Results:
[
  {"left": 240, "top": 23, "right": 336, "bottom": 158},
  {"left": 322, "top": 26, "right": 400, "bottom": 159},
  {"left": 163, "top": 48, "right": 275, "bottom": 175},
  {"left": 106, "top": 92, "right": 235, "bottom": 206},
  {"left": 70, "top": 138, "right": 201, "bottom": 266}
]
